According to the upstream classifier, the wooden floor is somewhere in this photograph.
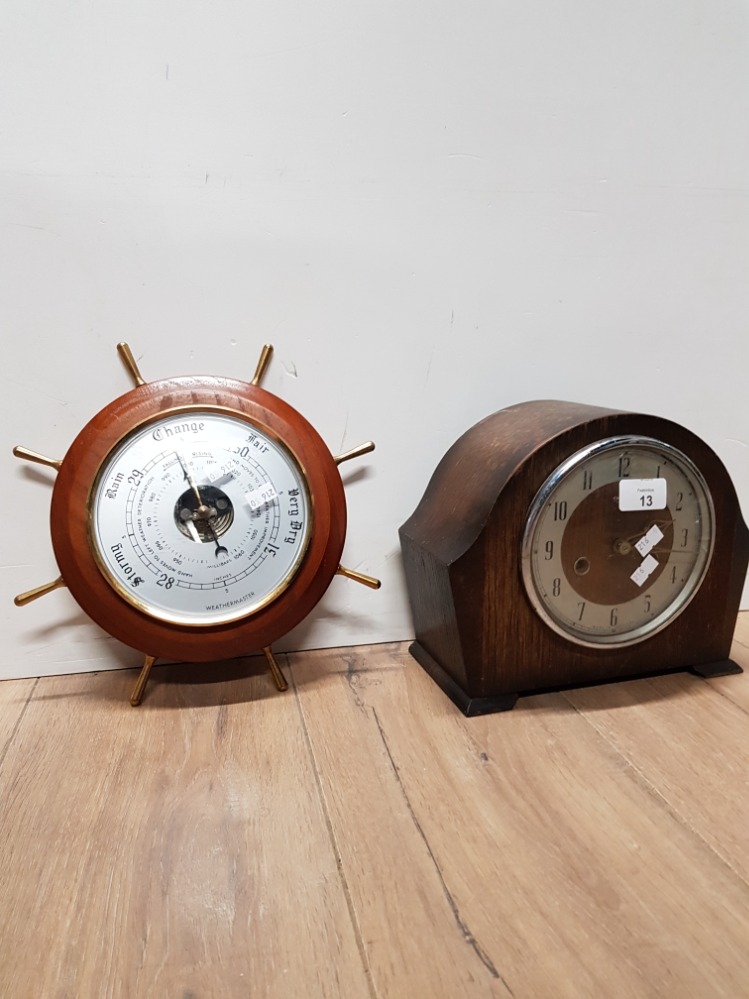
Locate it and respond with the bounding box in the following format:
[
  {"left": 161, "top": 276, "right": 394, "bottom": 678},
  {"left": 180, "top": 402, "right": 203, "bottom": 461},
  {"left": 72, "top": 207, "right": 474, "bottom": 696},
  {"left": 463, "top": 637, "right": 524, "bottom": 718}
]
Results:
[{"left": 1, "top": 617, "right": 748, "bottom": 999}]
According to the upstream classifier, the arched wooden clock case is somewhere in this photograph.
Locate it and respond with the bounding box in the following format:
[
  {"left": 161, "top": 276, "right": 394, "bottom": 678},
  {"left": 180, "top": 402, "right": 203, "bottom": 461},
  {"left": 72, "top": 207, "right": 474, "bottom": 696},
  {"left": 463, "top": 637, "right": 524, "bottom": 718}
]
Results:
[
  {"left": 399, "top": 400, "right": 748, "bottom": 716},
  {"left": 14, "top": 343, "right": 380, "bottom": 705}
]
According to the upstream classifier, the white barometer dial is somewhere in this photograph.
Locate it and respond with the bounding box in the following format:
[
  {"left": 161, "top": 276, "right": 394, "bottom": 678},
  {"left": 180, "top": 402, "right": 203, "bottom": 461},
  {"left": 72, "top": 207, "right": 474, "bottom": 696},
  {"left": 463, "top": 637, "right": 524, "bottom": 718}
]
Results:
[
  {"left": 521, "top": 436, "right": 715, "bottom": 647},
  {"left": 90, "top": 409, "right": 311, "bottom": 626}
]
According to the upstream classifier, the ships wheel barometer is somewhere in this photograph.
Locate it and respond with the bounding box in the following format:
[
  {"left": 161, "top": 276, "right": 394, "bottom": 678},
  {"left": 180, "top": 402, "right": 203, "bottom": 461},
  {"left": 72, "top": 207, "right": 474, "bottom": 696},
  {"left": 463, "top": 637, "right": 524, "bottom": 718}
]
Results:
[{"left": 14, "top": 343, "right": 380, "bottom": 705}]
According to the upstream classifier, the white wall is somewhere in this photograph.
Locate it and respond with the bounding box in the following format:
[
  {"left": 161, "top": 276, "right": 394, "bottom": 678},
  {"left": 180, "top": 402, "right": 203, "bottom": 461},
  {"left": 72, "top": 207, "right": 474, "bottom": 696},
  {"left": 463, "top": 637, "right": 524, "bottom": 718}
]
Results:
[{"left": 2, "top": 1, "right": 747, "bottom": 679}]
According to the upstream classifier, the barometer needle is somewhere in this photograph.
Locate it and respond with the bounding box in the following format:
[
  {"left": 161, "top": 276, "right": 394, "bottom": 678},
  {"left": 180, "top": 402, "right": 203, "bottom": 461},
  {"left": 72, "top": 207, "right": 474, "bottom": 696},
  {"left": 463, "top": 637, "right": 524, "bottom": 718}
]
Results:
[
  {"left": 175, "top": 452, "right": 203, "bottom": 508},
  {"left": 205, "top": 520, "right": 228, "bottom": 558},
  {"left": 176, "top": 452, "right": 226, "bottom": 552}
]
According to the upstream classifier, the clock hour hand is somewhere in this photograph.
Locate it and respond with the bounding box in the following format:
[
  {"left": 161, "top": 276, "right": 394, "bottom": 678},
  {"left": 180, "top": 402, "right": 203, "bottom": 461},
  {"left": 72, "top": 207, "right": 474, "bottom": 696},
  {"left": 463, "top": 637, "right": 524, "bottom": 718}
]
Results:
[{"left": 622, "top": 519, "right": 672, "bottom": 544}]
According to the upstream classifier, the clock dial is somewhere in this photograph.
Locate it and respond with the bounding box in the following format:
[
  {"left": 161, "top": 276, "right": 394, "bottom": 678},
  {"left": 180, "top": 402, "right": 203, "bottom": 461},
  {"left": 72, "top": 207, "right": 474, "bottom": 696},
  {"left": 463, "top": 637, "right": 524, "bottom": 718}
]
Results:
[
  {"left": 89, "top": 409, "right": 311, "bottom": 626},
  {"left": 521, "top": 436, "right": 715, "bottom": 646}
]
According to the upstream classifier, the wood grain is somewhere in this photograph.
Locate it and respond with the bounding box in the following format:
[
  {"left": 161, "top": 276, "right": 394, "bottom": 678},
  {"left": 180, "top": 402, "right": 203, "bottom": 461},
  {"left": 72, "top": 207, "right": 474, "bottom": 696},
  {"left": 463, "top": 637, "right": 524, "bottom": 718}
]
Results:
[
  {"left": 564, "top": 672, "right": 749, "bottom": 882},
  {"left": 705, "top": 616, "right": 749, "bottom": 713},
  {"left": 0, "top": 677, "right": 35, "bottom": 763},
  {"left": 0, "top": 659, "right": 370, "bottom": 999},
  {"left": 0, "top": 616, "right": 747, "bottom": 998},
  {"left": 292, "top": 636, "right": 749, "bottom": 999}
]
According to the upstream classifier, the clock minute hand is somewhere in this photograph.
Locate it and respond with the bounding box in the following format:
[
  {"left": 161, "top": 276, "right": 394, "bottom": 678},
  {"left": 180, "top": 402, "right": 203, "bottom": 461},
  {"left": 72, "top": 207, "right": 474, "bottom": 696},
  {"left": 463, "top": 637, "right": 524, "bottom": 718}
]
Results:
[{"left": 622, "top": 519, "right": 672, "bottom": 544}]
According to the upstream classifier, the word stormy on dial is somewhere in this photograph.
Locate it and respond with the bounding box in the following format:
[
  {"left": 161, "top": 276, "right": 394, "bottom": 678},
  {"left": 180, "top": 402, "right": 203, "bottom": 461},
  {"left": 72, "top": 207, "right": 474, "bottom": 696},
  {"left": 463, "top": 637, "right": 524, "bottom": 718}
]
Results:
[{"left": 110, "top": 542, "right": 145, "bottom": 587}]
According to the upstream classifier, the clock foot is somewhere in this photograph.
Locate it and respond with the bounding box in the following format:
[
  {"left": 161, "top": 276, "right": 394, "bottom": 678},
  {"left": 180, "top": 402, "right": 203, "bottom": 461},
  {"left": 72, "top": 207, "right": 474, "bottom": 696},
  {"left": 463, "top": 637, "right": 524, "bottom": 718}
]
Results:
[
  {"left": 130, "top": 655, "right": 157, "bottom": 706},
  {"left": 262, "top": 646, "right": 288, "bottom": 692},
  {"left": 690, "top": 659, "right": 743, "bottom": 679},
  {"left": 409, "top": 642, "right": 519, "bottom": 716}
]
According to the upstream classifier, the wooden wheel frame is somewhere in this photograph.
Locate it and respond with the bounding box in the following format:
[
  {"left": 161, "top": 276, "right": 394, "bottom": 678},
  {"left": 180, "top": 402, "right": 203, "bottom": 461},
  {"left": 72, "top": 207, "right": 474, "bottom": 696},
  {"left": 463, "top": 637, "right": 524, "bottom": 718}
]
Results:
[{"left": 50, "top": 376, "right": 347, "bottom": 663}]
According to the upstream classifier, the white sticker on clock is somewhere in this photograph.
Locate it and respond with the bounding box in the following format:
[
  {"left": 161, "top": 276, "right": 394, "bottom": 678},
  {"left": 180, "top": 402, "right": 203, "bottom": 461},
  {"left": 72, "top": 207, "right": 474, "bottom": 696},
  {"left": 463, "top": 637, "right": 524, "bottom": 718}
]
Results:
[
  {"left": 630, "top": 553, "right": 659, "bottom": 587},
  {"left": 635, "top": 523, "right": 664, "bottom": 558},
  {"left": 619, "top": 478, "right": 667, "bottom": 512}
]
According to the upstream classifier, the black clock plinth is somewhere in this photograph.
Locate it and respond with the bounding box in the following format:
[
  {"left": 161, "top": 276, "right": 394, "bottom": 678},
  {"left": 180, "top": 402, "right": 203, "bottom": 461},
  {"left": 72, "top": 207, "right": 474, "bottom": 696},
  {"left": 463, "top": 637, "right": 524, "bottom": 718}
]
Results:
[
  {"left": 409, "top": 641, "right": 519, "bottom": 715},
  {"left": 691, "top": 660, "right": 743, "bottom": 679}
]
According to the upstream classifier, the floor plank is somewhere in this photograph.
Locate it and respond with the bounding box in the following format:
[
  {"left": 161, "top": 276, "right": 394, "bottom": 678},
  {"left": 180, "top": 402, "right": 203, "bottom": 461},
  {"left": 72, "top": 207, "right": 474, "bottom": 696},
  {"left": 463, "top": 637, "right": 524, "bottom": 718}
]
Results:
[
  {"left": 0, "top": 676, "right": 35, "bottom": 763},
  {"left": 562, "top": 659, "right": 749, "bottom": 883},
  {"left": 733, "top": 612, "right": 749, "bottom": 648},
  {"left": 292, "top": 648, "right": 514, "bottom": 999},
  {"left": 710, "top": 615, "right": 749, "bottom": 712},
  {"left": 292, "top": 641, "right": 749, "bottom": 999},
  {"left": 0, "top": 658, "right": 372, "bottom": 999}
]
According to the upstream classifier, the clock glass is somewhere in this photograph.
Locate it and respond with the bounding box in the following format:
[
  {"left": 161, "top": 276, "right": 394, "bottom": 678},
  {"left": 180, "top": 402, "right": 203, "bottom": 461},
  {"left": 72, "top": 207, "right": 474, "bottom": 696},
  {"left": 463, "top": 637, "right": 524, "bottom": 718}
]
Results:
[
  {"left": 89, "top": 407, "right": 311, "bottom": 627},
  {"left": 521, "top": 436, "right": 714, "bottom": 647}
]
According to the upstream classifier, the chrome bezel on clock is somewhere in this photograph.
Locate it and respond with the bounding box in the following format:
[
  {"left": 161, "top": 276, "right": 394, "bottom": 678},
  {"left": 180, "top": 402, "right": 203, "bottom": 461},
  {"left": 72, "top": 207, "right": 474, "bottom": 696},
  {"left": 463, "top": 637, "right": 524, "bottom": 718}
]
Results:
[{"left": 520, "top": 436, "right": 715, "bottom": 648}]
